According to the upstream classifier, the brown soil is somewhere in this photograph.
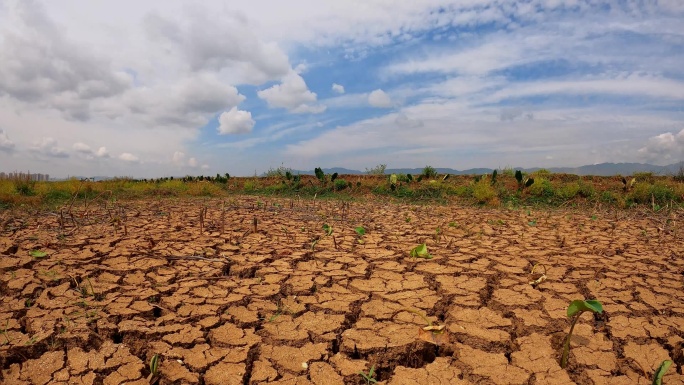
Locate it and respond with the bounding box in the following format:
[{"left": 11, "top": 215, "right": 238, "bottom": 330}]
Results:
[{"left": 1, "top": 196, "right": 683, "bottom": 384}]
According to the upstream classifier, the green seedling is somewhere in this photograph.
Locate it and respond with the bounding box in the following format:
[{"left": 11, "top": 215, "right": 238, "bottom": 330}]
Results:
[
  {"left": 322, "top": 224, "right": 333, "bottom": 236},
  {"left": 409, "top": 243, "right": 432, "bottom": 259},
  {"left": 30, "top": 250, "right": 47, "bottom": 258},
  {"left": 355, "top": 226, "right": 366, "bottom": 244},
  {"left": 652, "top": 359, "right": 672, "bottom": 385},
  {"left": 148, "top": 353, "right": 160, "bottom": 383},
  {"left": 560, "top": 299, "right": 603, "bottom": 369},
  {"left": 359, "top": 365, "right": 378, "bottom": 385}
]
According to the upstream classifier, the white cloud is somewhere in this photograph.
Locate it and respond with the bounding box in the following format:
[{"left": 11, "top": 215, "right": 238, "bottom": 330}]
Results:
[
  {"left": 172, "top": 151, "right": 186, "bottom": 166},
  {"left": 368, "top": 89, "right": 392, "bottom": 108},
  {"left": 73, "top": 142, "right": 110, "bottom": 159},
  {"left": 31, "top": 137, "right": 68, "bottom": 158},
  {"left": 201, "top": 164, "right": 210, "bottom": 170},
  {"left": 0, "top": 129, "right": 15, "bottom": 152},
  {"left": 486, "top": 75, "right": 684, "bottom": 103},
  {"left": 123, "top": 74, "right": 247, "bottom": 128},
  {"left": 0, "top": 2, "right": 132, "bottom": 121},
  {"left": 257, "top": 72, "right": 326, "bottom": 113},
  {"left": 73, "top": 142, "right": 92, "bottom": 153},
  {"left": 218, "top": 107, "right": 255, "bottom": 134},
  {"left": 188, "top": 157, "right": 198, "bottom": 167},
  {"left": 143, "top": 10, "right": 290, "bottom": 84},
  {"left": 95, "top": 147, "right": 110, "bottom": 158},
  {"left": 285, "top": 100, "right": 682, "bottom": 169},
  {"left": 332, "top": 83, "right": 345, "bottom": 94},
  {"left": 638, "top": 129, "right": 684, "bottom": 163},
  {"left": 395, "top": 113, "right": 423, "bottom": 129},
  {"left": 119, "top": 153, "right": 139, "bottom": 162}
]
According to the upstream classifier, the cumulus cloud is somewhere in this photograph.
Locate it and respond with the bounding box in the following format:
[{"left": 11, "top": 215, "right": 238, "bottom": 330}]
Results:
[
  {"left": 332, "top": 83, "right": 345, "bottom": 94},
  {"left": 218, "top": 107, "right": 255, "bottom": 134},
  {"left": 368, "top": 89, "right": 392, "bottom": 108},
  {"left": 73, "top": 142, "right": 110, "bottom": 159},
  {"left": 172, "top": 151, "right": 186, "bottom": 166},
  {"left": 119, "top": 153, "right": 139, "bottom": 162},
  {"left": 124, "top": 74, "right": 246, "bottom": 128},
  {"left": 0, "top": 2, "right": 132, "bottom": 121},
  {"left": 144, "top": 10, "right": 290, "bottom": 84},
  {"left": 31, "top": 137, "right": 68, "bottom": 158},
  {"left": 257, "top": 72, "right": 326, "bottom": 114},
  {"left": 638, "top": 129, "right": 684, "bottom": 162},
  {"left": 0, "top": 129, "right": 16, "bottom": 152},
  {"left": 95, "top": 147, "right": 110, "bottom": 158}
]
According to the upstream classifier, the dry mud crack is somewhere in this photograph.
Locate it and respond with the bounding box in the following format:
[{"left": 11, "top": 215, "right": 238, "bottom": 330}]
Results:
[{"left": 1, "top": 197, "right": 684, "bottom": 384}]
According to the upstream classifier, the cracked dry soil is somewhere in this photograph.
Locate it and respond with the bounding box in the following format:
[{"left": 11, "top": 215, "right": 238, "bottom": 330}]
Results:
[{"left": 1, "top": 196, "right": 683, "bottom": 384}]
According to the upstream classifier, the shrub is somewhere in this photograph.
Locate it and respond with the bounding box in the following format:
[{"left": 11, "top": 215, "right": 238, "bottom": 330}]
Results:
[
  {"left": 334, "top": 179, "right": 349, "bottom": 191},
  {"left": 628, "top": 182, "right": 675, "bottom": 205},
  {"left": 14, "top": 179, "right": 36, "bottom": 196},
  {"left": 673, "top": 163, "right": 684, "bottom": 183},
  {"left": 632, "top": 171, "right": 655, "bottom": 183},
  {"left": 556, "top": 182, "right": 580, "bottom": 200},
  {"left": 366, "top": 164, "right": 386, "bottom": 175},
  {"left": 264, "top": 165, "right": 292, "bottom": 178},
  {"left": 422, "top": 166, "right": 438, "bottom": 179},
  {"left": 472, "top": 178, "right": 497, "bottom": 204},
  {"left": 528, "top": 178, "right": 554, "bottom": 198}
]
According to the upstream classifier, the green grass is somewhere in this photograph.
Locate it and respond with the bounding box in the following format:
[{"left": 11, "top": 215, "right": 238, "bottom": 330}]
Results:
[{"left": 1, "top": 173, "right": 683, "bottom": 210}]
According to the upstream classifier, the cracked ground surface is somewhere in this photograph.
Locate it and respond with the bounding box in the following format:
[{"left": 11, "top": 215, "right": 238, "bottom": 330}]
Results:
[{"left": 1, "top": 196, "right": 683, "bottom": 384}]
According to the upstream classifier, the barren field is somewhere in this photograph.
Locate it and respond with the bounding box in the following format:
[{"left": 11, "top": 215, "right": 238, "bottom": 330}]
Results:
[{"left": 1, "top": 196, "right": 683, "bottom": 384}]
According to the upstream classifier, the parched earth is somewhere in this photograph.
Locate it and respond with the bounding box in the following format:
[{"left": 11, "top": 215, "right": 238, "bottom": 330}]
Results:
[{"left": 1, "top": 196, "right": 683, "bottom": 384}]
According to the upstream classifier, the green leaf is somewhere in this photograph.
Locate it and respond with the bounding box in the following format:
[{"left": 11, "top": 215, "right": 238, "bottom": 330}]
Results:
[
  {"left": 30, "top": 250, "right": 47, "bottom": 258},
  {"left": 322, "top": 224, "right": 333, "bottom": 236},
  {"left": 567, "top": 300, "right": 603, "bottom": 317},
  {"left": 410, "top": 244, "right": 432, "bottom": 259},
  {"left": 354, "top": 227, "right": 366, "bottom": 236},
  {"left": 652, "top": 360, "right": 672, "bottom": 385}
]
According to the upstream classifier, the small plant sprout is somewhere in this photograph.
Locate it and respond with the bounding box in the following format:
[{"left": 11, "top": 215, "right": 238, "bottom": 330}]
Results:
[
  {"left": 409, "top": 243, "right": 432, "bottom": 259},
  {"left": 560, "top": 299, "right": 603, "bottom": 369},
  {"left": 147, "top": 353, "right": 160, "bottom": 383},
  {"left": 30, "top": 250, "right": 47, "bottom": 258},
  {"left": 322, "top": 223, "right": 333, "bottom": 236},
  {"left": 652, "top": 360, "right": 673, "bottom": 385},
  {"left": 359, "top": 365, "right": 378, "bottom": 385},
  {"left": 354, "top": 226, "right": 366, "bottom": 244},
  {"left": 529, "top": 263, "right": 547, "bottom": 288}
]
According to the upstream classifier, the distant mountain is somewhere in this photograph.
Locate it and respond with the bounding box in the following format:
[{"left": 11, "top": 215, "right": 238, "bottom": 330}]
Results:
[{"left": 283, "top": 162, "right": 684, "bottom": 177}]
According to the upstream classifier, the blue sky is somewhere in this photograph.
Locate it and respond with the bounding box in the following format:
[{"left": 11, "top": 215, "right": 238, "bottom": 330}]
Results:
[{"left": 0, "top": 0, "right": 683, "bottom": 177}]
